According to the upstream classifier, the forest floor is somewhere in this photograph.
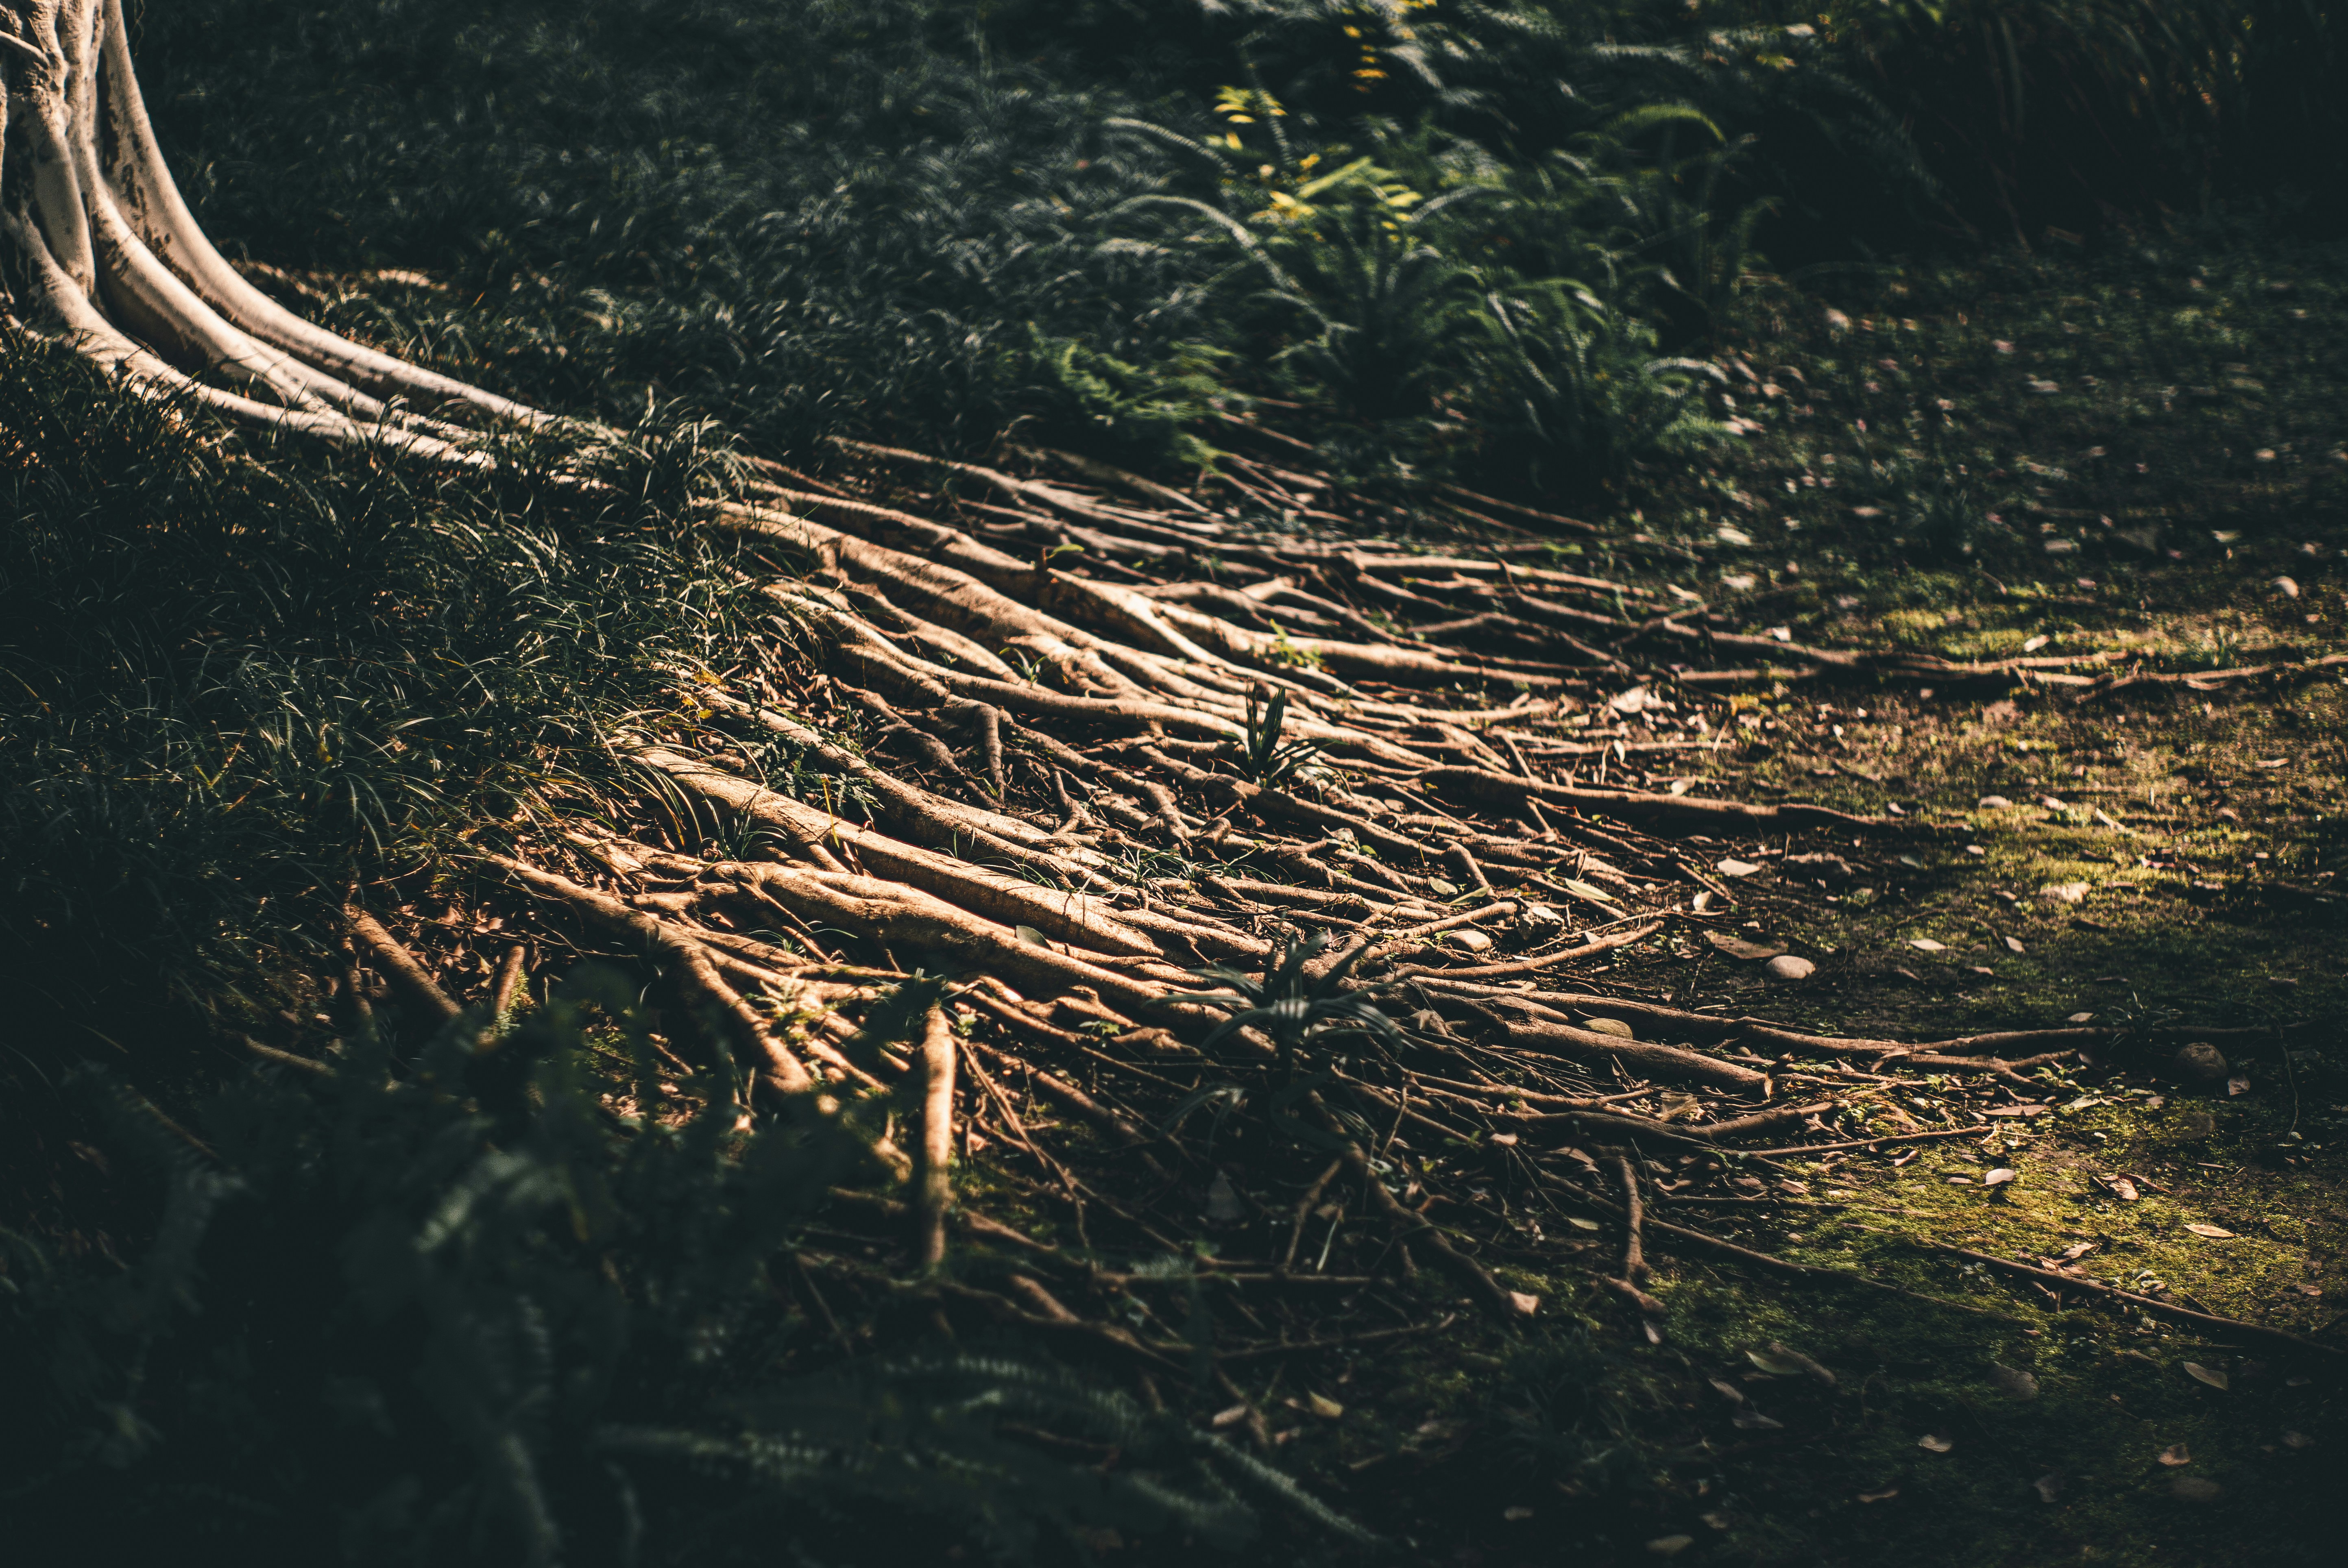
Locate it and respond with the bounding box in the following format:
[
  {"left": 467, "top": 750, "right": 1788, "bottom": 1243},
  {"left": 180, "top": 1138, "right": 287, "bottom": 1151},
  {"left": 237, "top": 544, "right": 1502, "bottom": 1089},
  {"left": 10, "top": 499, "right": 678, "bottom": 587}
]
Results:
[
  {"left": 10, "top": 220, "right": 2346, "bottom": 1565},
  {"left": 1234, "top": 239, "right": 2348, "bottom": 1567}
]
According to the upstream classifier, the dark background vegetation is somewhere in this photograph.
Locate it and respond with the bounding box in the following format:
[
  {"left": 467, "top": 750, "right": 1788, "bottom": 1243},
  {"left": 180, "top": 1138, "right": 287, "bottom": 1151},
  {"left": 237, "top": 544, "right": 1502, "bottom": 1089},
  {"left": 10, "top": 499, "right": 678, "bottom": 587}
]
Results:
[{"left": 6, "top": 2, "right": 2346, "bottom": 1562}]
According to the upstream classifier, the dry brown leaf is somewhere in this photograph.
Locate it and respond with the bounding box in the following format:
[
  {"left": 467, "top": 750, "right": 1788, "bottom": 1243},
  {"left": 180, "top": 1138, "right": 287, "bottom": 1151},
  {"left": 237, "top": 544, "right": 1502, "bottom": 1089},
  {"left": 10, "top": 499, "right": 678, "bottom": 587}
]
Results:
[
  {"left": 1984, "top": 1168, "right": 2018, "bottom": 1187},
  {"left": 2182, "top": 1362, "right": 2229, "bottom": 1390},
  {"left": 1705, "top": 930, "right": 1786, "bottom": 961},
  {"left": 2158, "top": 1443, "right": 2191, "bottom": 1466},
  {"left": 2182, "top": 1223, "right": 2235, "bottom": 1239},
  {"left": 1917, "top": 1434, "right": 1954, "bottom": 1453},
  {"left": 1856, "top": 1488, "right": 1900, "bottom": 1504},
  {"left": 1715, "top": 858, "right": 1763, "bottom": 878},
  {"left": 1909, "top": 937, "right": 1948, "bottom": 952}
]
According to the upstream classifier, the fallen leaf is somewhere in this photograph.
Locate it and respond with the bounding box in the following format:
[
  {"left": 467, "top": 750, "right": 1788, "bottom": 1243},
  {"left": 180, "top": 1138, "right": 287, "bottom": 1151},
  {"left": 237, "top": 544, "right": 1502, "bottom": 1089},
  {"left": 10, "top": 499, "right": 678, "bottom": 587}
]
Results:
[
  {"left": 1766, "top": 1341, "right": 1836, "bottom": 1386},
  {"left": 2058, "top": 1241, "right": 2097, "bottom": 1262},
  {"left": 1503, "top": 1506, "right": 1535, "bottom": 1522},
  {"left": 1488, "top": 1132, "right": 1519, "bottom": 1147},
  {"left": 1507, "top": 1291, "right": 1542, "bottom": 1318},
  {"left": 1210, "top": 1403, "right": 1251, "bottom": 1429},
  {"left": 2227, "top": 1075, "right": 2251, "bottom": 1097},
  {"left": 2033, "top": 1472, "right": 2064, "bottom": 1503},
  {"left": 2003, "top": 935, "right": 2028, "bottom": 954},
  {"left": 1984, "top": 1168, "right": 2018, "bottom": 1187},
  {"left": 1984, "top": 1104, "right": 2049, "bottom": 1118},
  {"left": 2273, "top": 576, "right": 2301, "bottom": 599},
  {"left": 2170, "top": 1474, "right": 2223, "bottom": 1503},
  {"left": 1910, "top": 937, "right": 1948, "bottom": 952},
  {"left": 1705, "top": 930, "right": 1786, "bottom": 961},
  {"left": 1567, "top": 1216, "right": 1602, "bottom": 1231},
  {"left": 2023, "top": 634, "right": 2051, "bottom": 652},
  {"left": 1764, "top": 955, "right": 1817, "bottom": 982},
  {"left": 2281, "top": 1430, "right": 2314, "bottom": 1449},
  {"left": 1306, "top": 1392, "right": 1345, "bottom": 1420},
  {"left": 1583, "top": 1017, "right": 1636, "bottom": 1039},
  {"left": 2183, "top": 1223, "right": 2235, "bottom": 1239},
  {"left": 1990, "top": 1363, "right": 2040, "bottom": 1400},
  {"left": 2182, "top": 1362, "right": 2229, "bottom": 1390},
  {"left": 2110, "top": 1177, "right": 2141, "bottom": 1202},
  {"left": 2158, "top": 1443, "right": 2191, "bottom": 1466},
  {"left": 1646, "top": 1536, "right": 1695, "bottom": 1557},
  {"left": 1731, "top": 1409, "right": 1785, "bottom": 1430},
  {"left": 1978, "top": 795, "right": 2013, "bottom": 808},
  {"left": 2067, "top": 1010, "right": 2096, "bottom": 1023},
  {"left": 1707, "top": 1379, "right": 1745, "bottom": 1404},
  {"left": 1716, "top": 858, "right": 1763, "bottom": 877},
  {"left": 2043, "top": 882, "right": 2091, "bottom": 904},
  {"left": 1013, "top": 924, "right": 1051, "bottom": 946},
  {"left": 1918, "top": 1434, "right": 1955, "bottom": 1453},
  {"left": 1856, "top": 1488, "right": 1899, "bottom": 1504}
]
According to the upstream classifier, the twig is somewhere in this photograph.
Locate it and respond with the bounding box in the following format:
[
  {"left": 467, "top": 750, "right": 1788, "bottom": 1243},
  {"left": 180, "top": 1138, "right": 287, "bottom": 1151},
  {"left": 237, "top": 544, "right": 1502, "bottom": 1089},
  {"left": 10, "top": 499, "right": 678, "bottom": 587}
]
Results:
[
  {"left": 1281, "top": 1158, "right": 1347, "bottom": 1274},
  {"left": 345, "top": 906, "right": 460, "bottom": 1023},
  {"left": 1614, "top": 1154, "right": 1650, "bottom": 1285},
  {"left": 1917, "top": 1244, "right": 2345, "bottom": 1358},
  {"left": 488, "top": 943, "right": 528, "bottom": 1019},
  {"left": 915, "top": 1006, "right": 957, "bottom": 1270}
]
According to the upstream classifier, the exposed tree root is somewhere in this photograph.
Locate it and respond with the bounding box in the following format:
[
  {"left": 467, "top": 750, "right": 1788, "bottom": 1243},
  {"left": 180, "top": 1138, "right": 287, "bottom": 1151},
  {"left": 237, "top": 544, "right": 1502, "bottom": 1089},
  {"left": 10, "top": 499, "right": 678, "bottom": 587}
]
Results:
[{"left": 34, "top": 13, "right": 2336, "bottom": 1439}]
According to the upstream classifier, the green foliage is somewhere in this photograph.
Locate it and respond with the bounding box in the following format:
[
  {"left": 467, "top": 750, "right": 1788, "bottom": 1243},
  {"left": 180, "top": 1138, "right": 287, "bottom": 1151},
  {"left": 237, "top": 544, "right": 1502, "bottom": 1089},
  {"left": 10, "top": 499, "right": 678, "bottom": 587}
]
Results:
[
  {"left": 1177, "top": 931, "right": 1404, "bottom": 1080},
  {"left": 0, "top": 971, "right": 1368, "bottom": 1563},
  {"left": 0, "top": 331, "right": 761, "bottom": 1026},
  {"left": 1223, "top": 686, "right": 1323, "bottom": 786}
]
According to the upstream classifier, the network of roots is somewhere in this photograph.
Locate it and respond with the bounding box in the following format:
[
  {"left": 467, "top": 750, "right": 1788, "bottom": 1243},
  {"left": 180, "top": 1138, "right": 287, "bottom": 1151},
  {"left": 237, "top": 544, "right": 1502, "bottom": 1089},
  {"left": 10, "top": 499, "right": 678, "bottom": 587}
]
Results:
[{"left": 8, "top": 2, "right": 2289, "bottom": 1374}]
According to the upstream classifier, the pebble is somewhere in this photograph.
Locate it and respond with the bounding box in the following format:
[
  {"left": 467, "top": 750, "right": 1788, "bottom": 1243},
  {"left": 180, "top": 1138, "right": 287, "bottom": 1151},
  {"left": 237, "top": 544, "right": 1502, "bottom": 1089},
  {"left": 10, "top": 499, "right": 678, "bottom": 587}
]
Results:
[{"left": 1763, "top": 954, "right": 1816, "bottom": 982}]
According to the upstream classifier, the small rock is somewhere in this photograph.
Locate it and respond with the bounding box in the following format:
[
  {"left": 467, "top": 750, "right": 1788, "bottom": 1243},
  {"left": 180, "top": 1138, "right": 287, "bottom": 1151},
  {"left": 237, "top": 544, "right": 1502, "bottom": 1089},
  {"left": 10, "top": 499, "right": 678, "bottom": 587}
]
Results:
[
  {"left": 1764, "top": 954, "right": 1817, "bottom": 982},
  {"left": 1449, "top": 928, "right": 1495, "bottom": 953},
  {"left": 1785, "top": 852, "right": 1853, "bottom": 883},
  {"left": 2172, "top": 1041, "right": 2229, "bottom": 1086},
  {"left": 1583, "top": 1017, "right": 1637, "bottom": 1040},
  {"left": 1989, "top": 1363, "right": 2038, "bottom": 1399}
]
